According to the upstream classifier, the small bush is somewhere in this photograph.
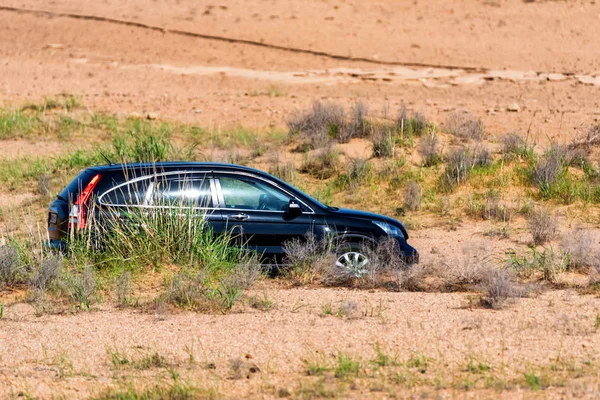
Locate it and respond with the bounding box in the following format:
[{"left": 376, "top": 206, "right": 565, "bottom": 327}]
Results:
[
  {"left": 507, "top": 247, "right": 569, "bottom": 282},
  {"left": 403, "top": 181, "right": 421, "bottom": 211},
  {"left": 165, "top": 257, "right": 261, "bottom": 312},
  {"left": 531, "top": 148, "right": 565, "bottom": 193},
  {"left": 418, "top": 133, "right": 442, "bottom": 166},
  {"left": 479, "top": 269, "right": 520, "bottom": 309},
  {"left": 527, "top": 207, "right": 557, "bottom": 246},
  {"left": 445, "top": 112, "right": 484, "bottom": 141},
  {"left": 502, "top": 133, "right": 530, "bottom": 159}
]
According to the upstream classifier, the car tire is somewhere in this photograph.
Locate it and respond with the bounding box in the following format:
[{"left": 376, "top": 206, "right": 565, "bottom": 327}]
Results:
[{"left": 335, "top": 242, "right": 370, "bottom": 278}]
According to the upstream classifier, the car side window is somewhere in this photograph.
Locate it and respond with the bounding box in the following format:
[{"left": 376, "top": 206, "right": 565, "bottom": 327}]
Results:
[
  {"left": 219, "top": 176, "right": 292, "bottom": 211},
  {"left": 153, "top": 177, "right": 213, "bottom": 208},
  {"left": 100, "top": 178, "right": 151, "bottom": 206}
]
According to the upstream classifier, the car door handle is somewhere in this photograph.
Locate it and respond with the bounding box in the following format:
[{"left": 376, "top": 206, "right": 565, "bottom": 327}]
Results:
[{"left": 228, "top": 213, "right": 249, "bottom": 221}]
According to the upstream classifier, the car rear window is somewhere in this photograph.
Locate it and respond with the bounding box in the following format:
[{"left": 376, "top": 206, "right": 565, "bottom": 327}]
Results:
[{"left": 58, "top": 168, "right": 101, "bottom": 203}]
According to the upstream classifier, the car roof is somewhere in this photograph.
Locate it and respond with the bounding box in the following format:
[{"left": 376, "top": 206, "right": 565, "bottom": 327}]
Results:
[{"left": 92, "top": 162, "right": 266, "bottom": 175}]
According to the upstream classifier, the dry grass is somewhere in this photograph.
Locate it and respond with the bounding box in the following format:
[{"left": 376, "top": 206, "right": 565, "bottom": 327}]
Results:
[
  {"left": 418, "top": 132, "right": 442, "bottom": 166},
  {"left": 403, "top": 181, "right": 421, "bottom": 212},
  {"left": 527, "top": 207, "right": 558, "bottom": 246},
  {"left": 561, "top": 229, "right": 600, "bottom": 270},
  {"left": 445, "top": 112, "right": 484, "bottom": 141}
]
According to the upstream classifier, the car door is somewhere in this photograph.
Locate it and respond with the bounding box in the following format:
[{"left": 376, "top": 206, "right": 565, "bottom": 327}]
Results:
[{"left": 213, "top": 172, "right": 315, "bottom": 262}]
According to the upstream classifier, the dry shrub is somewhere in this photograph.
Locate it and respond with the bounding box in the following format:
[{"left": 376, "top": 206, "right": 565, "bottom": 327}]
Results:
[
  {"left": 502, "top": 132, "right": 527, "bottom": 157},
  {"left": 527, "top": 207, "right": 557, "bottom": 246},
  {"left": 287, "top": 101, "right": 346, "bottom": 148},
  {"left": 445, "top": 112, "right": 484, "bottom": 141},
  {"left": 440, "top": 148, "right": 473, "bottom": 190},
  {"left": 29, "top": 254, "right": 63, "bottom": 293},
  {"left": 392, "top": 264, "right": 427, "bottom": 292},
  {"left": 403, "top": 181, "right": 421, "bottom": 212},
  {"left": 346, "top": 100, "right": 369, "bottom": 140},
  {"left": 397, "top": 106, "right": 429, "bottom": 137},
  {"left": 283, "top": 233, "right": 336, "bottom": 285},
  {"left": 164, "top": 258, "right": 261, "bottom": 312},
  {"left": 0, "top": 244, "right": 24, "bottom": 288},
  {"left": 418, "top": 133, "right": 442, "bottom": 166},
  {"left": 115, "top": 271, "right": 132, "bottom": 307},
  {"left": 478, "top": 269, "right": 522, "bottom": 309},
  {"left": 560, "top": 229, "right": 600, "bottom": 270},
  {"left": 357, "top": 237, "right": 409, "bottom": 288},
  {"left": 269, "top": 162, "right": 296, "bottom": 183},
  {"left": 442, "top": 244, "right": 494, "bottom": 291},
  {"left": 471, "top": 144, "right": 491, "bottom": 167}
]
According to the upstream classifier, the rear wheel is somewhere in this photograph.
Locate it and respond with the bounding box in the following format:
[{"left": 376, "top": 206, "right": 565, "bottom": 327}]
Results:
[{"left": 335, "top": 243, "right": 369, "bottom": 277}]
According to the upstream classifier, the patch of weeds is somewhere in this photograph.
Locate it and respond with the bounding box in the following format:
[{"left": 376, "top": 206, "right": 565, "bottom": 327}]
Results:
[
  {"left": 287, "top": 101, "right": 346, "bottom": 147},
  {"left": 107, "top": 347, "right": 130, "bottom": 370},
  {"left": 333, "top": 158, "right": 372, "bottom": 191},
  {"left": 248, "top": 290, "right": 275, "bottom": 311},
  {"left": 56, "top": 265, "right": 98, "bottom": 310},
  {"left": 334, "top": 353, "right": 361, "bottom": 379},
  {"left": 507, "top": 246, "right": 569, "bottom": 282},
  {"left": 466, "top": 356, "right": 491, "bottom": 374},
  {"left": 560, "top": 229, "right": 600, "bottom": 270},
  {"left": 397, "top": 106, "right": 429, "bottom": 137},
  {"left": 373, "top": 343, "right": 397, "bottom": 367},
  {"left": 304, "top": 352, "right": 330, "bottom": 376},
  {"left": 502, "top": 132, "right": 534, "bottom": 160},
  {"left": 94, "top": 381, "right": 214, "bottom": 400},
  {"left": 405, "top": 353, "right": 430, "bottom": 372},
  {"left": 300, "top": 147, "right": 339, "bottom": 179},
  {"left": 372, "top": 130, "right": 395, "bottom": 158}
]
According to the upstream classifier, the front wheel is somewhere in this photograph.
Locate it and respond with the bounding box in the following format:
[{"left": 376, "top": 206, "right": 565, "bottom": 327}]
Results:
[{"left": 335, "top": 244, "right": 369, "bottom": 278}]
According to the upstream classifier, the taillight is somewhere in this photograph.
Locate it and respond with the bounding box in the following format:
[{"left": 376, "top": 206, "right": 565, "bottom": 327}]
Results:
[{"left": 68, "top": 173, "right": 101, "bottom": 230}]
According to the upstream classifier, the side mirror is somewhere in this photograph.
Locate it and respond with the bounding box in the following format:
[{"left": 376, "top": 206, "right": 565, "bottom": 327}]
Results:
[{"left": 285, "top": 200, "right": 302, "bottom": 218}]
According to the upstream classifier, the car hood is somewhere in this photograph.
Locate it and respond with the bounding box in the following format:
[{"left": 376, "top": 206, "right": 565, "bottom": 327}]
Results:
[{"left": 328, "top": 207, "right": 409, "bottom": 238}]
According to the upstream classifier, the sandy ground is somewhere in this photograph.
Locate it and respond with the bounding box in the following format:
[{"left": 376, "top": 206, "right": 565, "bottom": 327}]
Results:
[
  {"left": 1, "top": 288, "right": 600, "bottom": 398},
  {"left": 1, "top": 0, "right": 600, "bottom": 398}
]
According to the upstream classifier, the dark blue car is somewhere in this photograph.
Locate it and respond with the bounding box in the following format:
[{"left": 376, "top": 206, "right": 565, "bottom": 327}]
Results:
[{"left": 47, "top": 162, "right": 418, "bottom": 273}]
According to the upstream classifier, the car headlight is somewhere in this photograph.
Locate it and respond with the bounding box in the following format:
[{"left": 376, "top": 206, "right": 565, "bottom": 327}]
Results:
[{"left": 373, "top": 221, "right": 404, "bottom": 239}]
